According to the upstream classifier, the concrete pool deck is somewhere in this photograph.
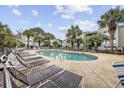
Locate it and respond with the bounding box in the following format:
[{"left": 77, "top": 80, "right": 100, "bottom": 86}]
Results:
[
  {"left": 1, "top": 49, "right": 124, "bottom": 88},
  {"left": 28, "top": 49, "right": 124, "bottom": 88}
]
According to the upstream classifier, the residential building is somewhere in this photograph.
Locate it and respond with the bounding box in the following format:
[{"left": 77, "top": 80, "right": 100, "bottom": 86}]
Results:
[{"left": 98, "top": 25, "right": 124, "bottom": 52}]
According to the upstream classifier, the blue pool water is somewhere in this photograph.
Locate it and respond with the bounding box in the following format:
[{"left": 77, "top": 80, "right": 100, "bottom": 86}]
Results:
[{"left": 39, "top": 50, "right": 97, "bottom": 61}]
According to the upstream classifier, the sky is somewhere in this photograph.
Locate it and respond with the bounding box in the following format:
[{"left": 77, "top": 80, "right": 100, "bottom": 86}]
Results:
[{"left": 0, "top": 5, "right": 122, "bottom": 40}]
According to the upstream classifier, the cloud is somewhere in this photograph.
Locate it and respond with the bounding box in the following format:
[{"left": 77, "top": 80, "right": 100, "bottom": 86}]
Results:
[
  {"left": 58, "top": 20, "right": 97, "bottom": 33},
  {"left": 17, "top": 20, "right": 29, "bottom": 24},
  {"left": 58, "top": 26, "right": 69, "bottom": 32},
  {"left": 48, "top": 23, "right": 52, "bottom": 27},
  {"left": 61, "top": 14, "right": 74, "bottom": 19},
  {"left": 54, "top": 5, "right": 93, "bottom": 19},
  {"left": 36, "top": 23, "right": 42, "bottom": 27},
  {"left": 8, "top": 5, "right": 19, "bottom": 8},
  {"left": 112, "top": 5, "right": 124, "bottom": 9},
  {"left": 58, "top": 20, "right": 98, "bottom": 32},
  {"left": 12, "top": 9, "right": 21, "bottom": 16},
  {"left": 8, "top": 5, "right": 21, "bottom": 16},
  {"left": 32, "top": 9, "right": 38, "bottom": 17},
  {"left": 54, "top": 6, "right": 64, "bottom": 14},
  {"left": 74, "top": 20, "right": 98, "bottom": 32},
  {"left": 111, "top": 5, "right": 117, "bottom": 9}
]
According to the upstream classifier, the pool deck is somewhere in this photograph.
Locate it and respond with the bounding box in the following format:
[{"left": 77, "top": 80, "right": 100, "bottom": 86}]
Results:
[
  {"left": 29, "top": 49, "right": 124, "bottom": 88},
  {"left": 1, "top": 49, "right": 124, "bottom": 88}
]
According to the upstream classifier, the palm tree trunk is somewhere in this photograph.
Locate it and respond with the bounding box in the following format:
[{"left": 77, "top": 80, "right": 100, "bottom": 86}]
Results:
[
  {"left": 27, "top": 37, "right": 30, "bottom": 49},
  {"left": 77, "top": 43, "right": 80, "bottom": 50},
  {"left": 108, "top": 29, "right": 115, "bottom": 53},
  {"left": 110, "top": 36, "right": 114, "bottom": 53},
  {"left": 38, "top": 41, "right": 41, "bottom": 48},
  {"left": 49, "top": 40, "right": 50, "bottom": 46},
  {"left": 71, "top": 42, "right": 74, "bottom": 49}
]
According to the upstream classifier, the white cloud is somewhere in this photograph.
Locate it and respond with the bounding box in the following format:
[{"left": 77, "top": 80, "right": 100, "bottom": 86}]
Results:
[
  {"left": 54, "top": 6, "right": 64, "bottom": 14},
  {"left": 8, "top": 5, "right": 19, "bottom": 8},
  {"left": 61, "top": 14, "right": 74, "bottom": 19},
  {"left": 54, "top": 5, "right": 93, "bottom": 19},
  {"left": 8, "top": 5, "right": 21, "bottom": 16},
  {"left": 17, "top": 20, "right": 29, "bottom": 24},
  {"left": 12, "top": 9, "right": 21, "bottom": 16},
  {"left": 48, "top": 23, "right": 52, "bottom": 27},
  {"left": 32, "top": 9, "right": 38, "bottom": 17},
  {"left": 111, "top": 5, "right": 117, "bottom": 9},
  {"left": 36, "top": 23, "right": 42, "bottom": 27},
  {"left": 112, "top": 5, "right": 124, "bottom": 9},
  {"left": 58, "top": 20, "right": 98, "bottom": 33},
  {"left": 74, "top": 20, "right": 98, "bottom": 31},
  {"left": 54, "top": 5, "right": 93, "bottom": 14},
  {"left": 58, "top": 26, "right": 69, "bottom": 32}
]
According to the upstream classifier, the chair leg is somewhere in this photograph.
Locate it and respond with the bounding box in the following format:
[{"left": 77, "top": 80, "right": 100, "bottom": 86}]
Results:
[{"left": 114, "top": 80, "right": 121, "bottom": 88}]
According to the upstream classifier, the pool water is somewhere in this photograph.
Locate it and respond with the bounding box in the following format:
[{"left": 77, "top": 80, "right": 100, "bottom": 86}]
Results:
[{"left": 39, "top": 50, "right": 97, "bottom": 61}]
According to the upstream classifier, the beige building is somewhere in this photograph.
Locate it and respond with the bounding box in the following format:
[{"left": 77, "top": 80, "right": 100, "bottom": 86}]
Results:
[{"left": 99, "top": 25, "right": 124, "bottom": 51}]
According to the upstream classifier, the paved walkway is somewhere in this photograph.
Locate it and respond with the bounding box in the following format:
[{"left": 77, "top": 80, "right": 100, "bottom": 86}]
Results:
[{"left": 28, "top": 49, "right": 124, "bottom": 88}]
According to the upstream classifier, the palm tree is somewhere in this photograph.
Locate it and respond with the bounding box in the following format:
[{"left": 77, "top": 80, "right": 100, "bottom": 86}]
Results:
[
  {"left": 76, "top": 37, "right": 83, "bottom": 50},
  {"left": 85, "top": 36, "right": 95, "bottom": 51},
  {"left": 43, "top": 32, "right": 55, "bottom": 47},
  {"left": 23, "top": 29, "right": 34, "bottom": 48},
  {"left": 96, "top": 32, "right": 109, "bottom": 47},
  {"left": 66, "top": 25, "right": 83, "bottom": 49},
  {"left": 58, "top": 39, "right": 63, "bottom": 48},
  {"left": 86, "top": 32, "right": 109, "bottom": 51},
  {"left": 53, "top": 39, "right": 63, "bottom": 48},
  {"left": 98, "top": 6, "right": 124, "bottom": 52},
  {"left": 0, "top": 23, "right": 11, "bottom": 45},
  {"left": 34, "top": 36, "right": 43, "bottom": 48},
  {"left": 32, "top": 27, "right": 44, "bottom": 35},
  {"left": 66, "top": 25, "right": 77, "bottom": 49},
  {"left": 75, "top": 25, "right": 83, "bottom": 50},
  {"left": 32, "top": 27, "right": 44, "bottom": 48},
  {"left": 0, "top": 22, "right": 15, "bottom": 53}
]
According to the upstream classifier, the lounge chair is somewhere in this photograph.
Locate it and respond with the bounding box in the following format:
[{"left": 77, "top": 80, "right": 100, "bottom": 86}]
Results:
[
  {"left": 39, "top": 70, "right": 83, "bottom": 88},
  {"left": 112, "top": 61, "right": 124, "bottom": 68},
  {"left": 38, "top": 81, "right": 58, "bottom": 88},
  {"left": 112, "top": 61, "right": 124, "bottom": 72},
  {"left": 14, "top": 53, "right": 49, "bottom": 68},
  {"left": 16, "top": 53, "right": 43, "bottom": 62},
  {"left": 9, "top": 48, "right": 40, "bottom": 62},
  {"left": 7, "top": 65, "right": 63, "bottom": 87},
  {"left": 113, "top": 69, "right": 124, "bottom": 88},
  {"left": 112, "top": 61, "right": 124, "bottom": 87},
  {"left": 18, "top": 52, "right": 36, "bottom": 57}
]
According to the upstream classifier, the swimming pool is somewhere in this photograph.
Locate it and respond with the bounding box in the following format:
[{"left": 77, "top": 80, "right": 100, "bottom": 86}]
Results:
[{"left": 39, "top": 50, "right": 97, "bottom": 61}]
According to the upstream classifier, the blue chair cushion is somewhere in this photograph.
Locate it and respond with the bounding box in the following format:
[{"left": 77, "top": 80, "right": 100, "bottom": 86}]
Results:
[
  {"left": 121, "top": 80, "right": 124, "bottom": 86},
  {"left": 112, "top": 64, "right": 124, "bottom": 67},
  {"left": 118, "top": 74, "right": 124, "bottom": 79}
]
